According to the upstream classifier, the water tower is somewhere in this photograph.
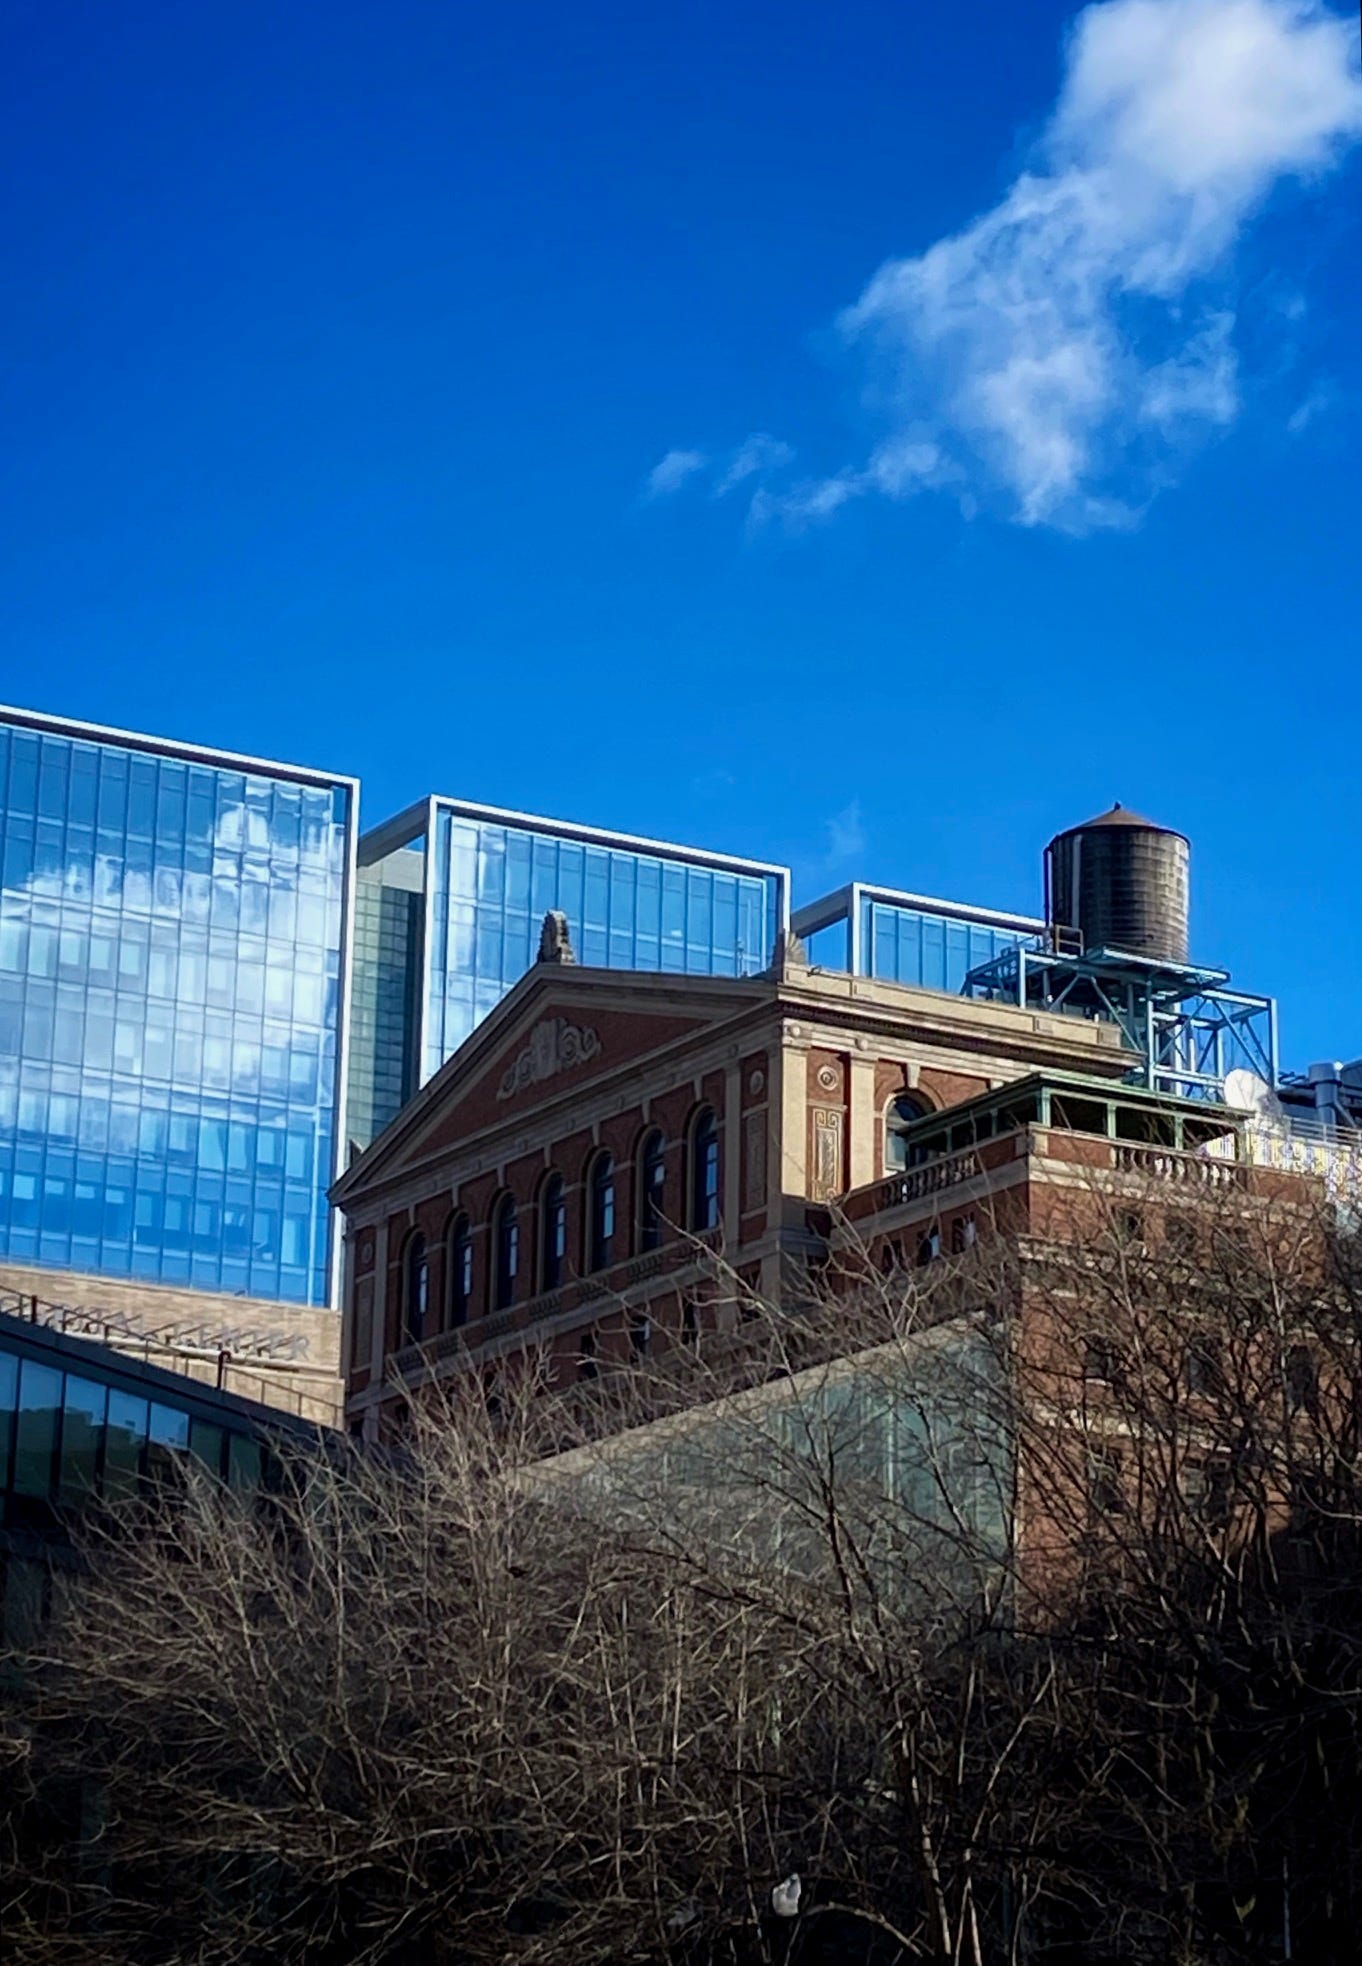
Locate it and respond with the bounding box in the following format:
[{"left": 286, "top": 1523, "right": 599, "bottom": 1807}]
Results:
[
  {"left": 1045, "top": 804, "right": 1190, "bottom": 965},
  {"left": 962, "top": 804, "right": 1276, "bottom": 1100}
]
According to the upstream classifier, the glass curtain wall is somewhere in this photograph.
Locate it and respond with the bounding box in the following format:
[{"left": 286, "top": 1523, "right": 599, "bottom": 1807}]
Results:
[
  {"left": 0, "top": 717, "right": 353, "bottom": 1305},
  {"left": 426, "top": 806, "right": 782, "bottom": 1073},
  {"left": 858, "top": 895, "right": 1031, "bottom": 995}
]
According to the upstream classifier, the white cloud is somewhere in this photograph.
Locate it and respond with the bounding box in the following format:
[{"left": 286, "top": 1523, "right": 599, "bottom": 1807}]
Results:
[
  {"left": 753, "top": 0, "right": 1362, "bottom": 532},
  {"left": 824, "top": 799, "right": 867, "bottom": 869},
  {"left": 714, "top": 433, "right": 795, "bottom": 495},
  {"left": 1139, "top": 313, "right": 1240, "bottom": 431},
  {"left": 1286, "top": 376, "right": 1338, "bottom": 431},
  {"left": 645, "top": 448, "right": 708, "bottom": 497},
  {"left": 646, "top": 434, "right": 796, "bottom": 507}
]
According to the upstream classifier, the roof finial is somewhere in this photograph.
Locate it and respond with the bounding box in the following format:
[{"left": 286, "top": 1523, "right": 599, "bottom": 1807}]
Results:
[{"left": 536, "top": 910, "right": 576, "bottom": 965}]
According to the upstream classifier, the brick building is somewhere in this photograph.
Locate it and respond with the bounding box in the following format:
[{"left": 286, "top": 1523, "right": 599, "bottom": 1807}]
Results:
[
  {"left": 335, "top": 923, "right": 1157, "bottom": 1440},
  {"left": 336, "top": 801, "right": 1340, "bottom": 1470}
]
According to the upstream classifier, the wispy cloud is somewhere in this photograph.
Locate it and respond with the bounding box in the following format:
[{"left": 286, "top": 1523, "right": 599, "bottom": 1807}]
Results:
[
  {"left": 823, "top": 799, "right": 867, "bottom": 871},
  {"left": 644, "top": 435, "right": 795, "bottom": 503},
  {"left": 698, "top": 0, "right": 1362, "bottom": 534},
  {"left": 1286, "top": 376, "right": 1338, "bottom": 432},
  {"left": 645, "top": 449, "right": 708, "bottom": 497},
  {"left": 714, "top": 433, "right": 795, "bottom": 496}
]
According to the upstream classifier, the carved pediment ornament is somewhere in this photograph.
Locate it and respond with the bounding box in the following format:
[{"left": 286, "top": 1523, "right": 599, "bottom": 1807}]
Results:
[{"left": 497, "top": 1016, "right": 602, "bottom": 1101}]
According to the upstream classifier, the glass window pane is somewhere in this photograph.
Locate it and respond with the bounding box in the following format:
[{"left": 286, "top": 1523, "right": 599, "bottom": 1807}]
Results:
[
  {"left": 104, "top": 1390, "right": 149, "bottom": 1498},
  {"left": 189, "top": 1418, "right": 225, "bottom": 1478},
  {"left": 146, "top": 1402, "right": 190, "bottom": 1484},
  {"left": 59, "top": 1374, "right": 107, "bottom": 1502},
  {"left": 13, "top": 1360, "right": 62, "bottom": 1498},
  {"left": 226, "top": 1433, "right": 262, "bottom": 1492},
  {"left": 0, "top": 1351, "right": 16, "bottom": 1491}
]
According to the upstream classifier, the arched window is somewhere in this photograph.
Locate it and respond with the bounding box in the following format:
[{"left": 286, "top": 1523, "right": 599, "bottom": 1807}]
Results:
[
  {"left": 1286, "top": 1343, "right": 1319, "bottom": 1415},
  {"left": 690, "top": 1109, "right": 720, "bottom": 1230},
  {"left": 638, "top": 1129, "right": 666, "bottom": 1252},
  {"left": 587, "top": 1153, "right": 616, "bottom": 1272},
  {"left": 445, "top": 1214, "right": 472, "bottom": 1329},
  {"left": 402, "top": 1233, "right": 429, "bottom": 1346},
  {"left": 540, "top": 1173, "right": 566, "bottom": 1292},
  {"left": 492, "top": 1195, "right": 518, "bottom": 1312},
  {"left": 885, "top": 1094, "right": 928, "bottom": 1172}
]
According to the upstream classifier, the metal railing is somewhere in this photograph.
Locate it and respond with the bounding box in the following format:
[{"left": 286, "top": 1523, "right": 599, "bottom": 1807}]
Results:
[{"left": 0, "top": 1287, "right": 342, "bottom": 1423}]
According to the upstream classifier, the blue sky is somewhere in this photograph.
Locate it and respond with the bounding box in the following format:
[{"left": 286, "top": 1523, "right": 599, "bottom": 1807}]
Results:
[{"left": 2, "top": 0, "right": 1359, "bottom": 1067}]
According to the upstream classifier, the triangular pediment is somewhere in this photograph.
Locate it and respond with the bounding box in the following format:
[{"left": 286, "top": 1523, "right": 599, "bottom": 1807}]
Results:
[{"left": 335, "top": 965, "right": 770, "bottom": 1199}]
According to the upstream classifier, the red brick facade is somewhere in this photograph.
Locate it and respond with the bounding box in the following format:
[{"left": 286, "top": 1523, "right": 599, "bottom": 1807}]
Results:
[{"left": 334, "top": 954, "right": 1139, "bottom": 1439}]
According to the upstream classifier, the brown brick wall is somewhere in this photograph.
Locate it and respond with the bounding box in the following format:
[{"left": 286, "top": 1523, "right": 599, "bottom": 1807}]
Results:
[{"left": 0, "top": 1258, "right": 341, "bottom": 1424}]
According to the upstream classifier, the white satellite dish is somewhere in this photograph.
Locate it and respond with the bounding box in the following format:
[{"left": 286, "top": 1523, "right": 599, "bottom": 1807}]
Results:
[{"left": 1222, "top": 1068, "right": 1284, "bottom": 1120}]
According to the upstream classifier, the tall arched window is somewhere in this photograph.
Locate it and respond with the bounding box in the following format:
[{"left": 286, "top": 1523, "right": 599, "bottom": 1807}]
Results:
[
  {"left": 445, "top": 1213, "right": 472, "bottom": 1329},
  {"left": 588, "top": 1153, "right": 615, "bottom": 1272},
  {"left": 885, "top": 1094, "right": 928, "bottom": 1172},
  {"left": 689, "top": 1109, "right": 720, "bottom": 1231},
  {"left": 540, "top": 1173, "right": 566, "bottom": 1291},
  {"left": 402, "top": 1232, "right": 429, "bottom": 1346},
  {"left": 492, "top": 1195, "right": 518, "bottom": 1312},
  {"left": 638, "top": 1129, "right": 666, "bottom": 1252}
]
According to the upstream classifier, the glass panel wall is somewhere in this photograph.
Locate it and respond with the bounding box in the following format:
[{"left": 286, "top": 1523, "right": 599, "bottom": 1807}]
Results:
[
  {"left": 0, "top": 717, "right": 354, "bottom": 1304},
  {"left": 426, "top": 806, "right": 782, "bottom": 1073},
  {"left": 0, "top": 1339, "right": 273, "bottom": 1522},
  {"left": 859, "top": 895, "right": 1030, "bottom": 996}
]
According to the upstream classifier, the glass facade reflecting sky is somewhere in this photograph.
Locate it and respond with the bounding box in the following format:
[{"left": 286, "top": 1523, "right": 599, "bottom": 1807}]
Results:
[
  {"left": 427, "top": 803, "right": 784, "bottom": 1075},
  {"left": 0, "top": 711, "right": 355, "bottom": 1307},
  {"left": 346, "top": 800, "right": 788, "bottom": 1147},
  {"left": 795, "top": 883, "right": 1042, "bottom": 997},
  {"left": 858, "top": 893, "right": 1033, "bottom": 994}
]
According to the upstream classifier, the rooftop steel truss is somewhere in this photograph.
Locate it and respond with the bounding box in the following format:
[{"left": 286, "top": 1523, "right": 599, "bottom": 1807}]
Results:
[{"left": 962, "top": 943, "right": 1278, "bottom": 1099}]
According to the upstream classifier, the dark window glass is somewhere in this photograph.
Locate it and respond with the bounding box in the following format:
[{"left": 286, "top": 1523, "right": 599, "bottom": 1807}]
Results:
[
  {"left": 103, "top": 1391, "right": 149, "bottom": 1498},
  {"left": 403, "top": 1233, "right": 429, "bottom": 1345},
  {"left": 1286, "top": 1344, "right": 1319, "bottom": 1415},
  {"left": 494, "top": 1197, "right": 518, "bottom": 1311},
  {"left": 1, "top": 1555, "right": 47, "bottom": 1651},
  {"left": 59, "top": 1375, "right": 107, "bottom": 1502},
  {"left": 146, "top": 1402, "right": 190, "bottom": 1485},
  {"left": 189, "top": 1418, "right": 226, "bottom": 1478},
  {"left": 0, "top": 1352, "right": 17, "bottom": 1492},
  {"left": 639, "top": 1131, "right": 666, "bottom": 1252},
  {"left": 1184, "top": 1460, "right": 1232, "bottom": 1525},
  {"left": 916, "top": 1229, "right": 940, "bottom": 1266},
  {"left": 1184, "top": 1338, "right": 1222, "bottom": 1396},
  {"left": 446, "top": 1215, "right": 472, "bottom": 1327},
  {"left": 1083, "top": 1336, "right": 1123, "bottom": 1384},
  {"left": 14, "top": 1361, "right": 62, "bottom": 1498},
  {"left": 885, "top": 1095, "right": 927, "bottom": 1172},
  {"left": 227, "top": 1434, "right": 262, "bottom": 1492},
  {"left": 690, "top": 1110, "right": 720, "bottom": 1231},
  {"left": 629, "top": 1312, "right": 650, "bottom": 1358},
  {"left": 589, "top": 1155, "right": 615, "bottom": 1272},
  {"left": 578, "top": 1330, "right": 598, "bottom": 1381},
  {"left": 1088, "top": 1446, "right": 1124, "bottom": 1517},
  {"left": 540, "top": 1177, "right": 566, "bottom": 1291},
  {"left": 681, "top": 1298, "right": 699, "bottom": 1347}
]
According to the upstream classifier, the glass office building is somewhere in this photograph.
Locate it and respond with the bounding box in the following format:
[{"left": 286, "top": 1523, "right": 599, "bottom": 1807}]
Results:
[
  {"left": 0, "top": 708, "right": 356, "bottom": 1309},
  {"left": 347, "top": 798, "right": 788, "bottom": 1149},
  {"left": 794, "top": 882, "right": 1042, "bottom": 996}
]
